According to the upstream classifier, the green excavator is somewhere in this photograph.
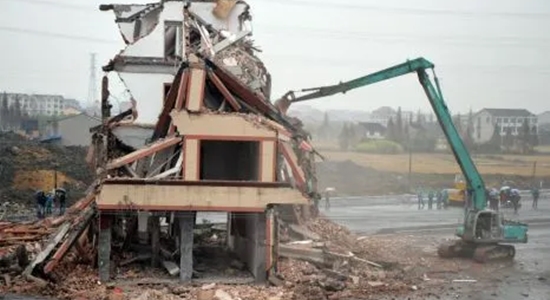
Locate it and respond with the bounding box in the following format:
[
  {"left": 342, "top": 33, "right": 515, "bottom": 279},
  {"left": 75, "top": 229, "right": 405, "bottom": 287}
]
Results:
[{"left": 275, "top": 57, "right": 528, "bottom": 262}]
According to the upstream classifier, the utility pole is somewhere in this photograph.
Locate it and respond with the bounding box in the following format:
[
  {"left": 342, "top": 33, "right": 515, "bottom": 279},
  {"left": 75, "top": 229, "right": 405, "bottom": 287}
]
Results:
[
  {"left": 531, "top": 161, "right": 537, "bottom": 185},
  {"left": 53, "top": 163, "right": 58, "bottom": 190},
  {"left": 87, "top": 53, "right": 98, "bottom": 110},
  {"left": 408, "top": 133, "right": 412, "bottom": 190}
]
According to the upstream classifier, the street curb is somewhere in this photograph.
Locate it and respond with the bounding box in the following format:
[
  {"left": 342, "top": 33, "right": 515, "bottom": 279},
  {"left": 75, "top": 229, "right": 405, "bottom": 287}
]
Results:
[{"left": 373, "top": 217, "right": 550, "bottom": 235}]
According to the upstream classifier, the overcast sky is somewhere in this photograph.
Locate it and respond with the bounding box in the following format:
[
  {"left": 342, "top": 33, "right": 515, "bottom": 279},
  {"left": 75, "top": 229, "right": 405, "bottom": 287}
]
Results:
[{"left": 1, "top": 0, "right": 549, "bottom": 116}]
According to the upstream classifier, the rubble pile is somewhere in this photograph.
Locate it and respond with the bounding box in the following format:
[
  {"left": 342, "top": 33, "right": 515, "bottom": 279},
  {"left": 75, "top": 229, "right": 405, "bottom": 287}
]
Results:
[
  {"left": 276, "top": 216, "right": 423, "bottom": 300},
  {"left": 0, "top": 184, "right": 98, "bottom": 295},
  {"left": 0, "top": 209, "right": 454, "bottom": 300},
  {"left": 0, "top": 132, "right": 94, "bottom": 207}
]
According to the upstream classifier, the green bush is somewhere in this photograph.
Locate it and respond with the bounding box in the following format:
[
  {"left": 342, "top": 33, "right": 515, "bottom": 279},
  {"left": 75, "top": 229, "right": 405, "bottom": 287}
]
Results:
[{"left": 354, "top": 139, "right": 404, "bottom": 154}]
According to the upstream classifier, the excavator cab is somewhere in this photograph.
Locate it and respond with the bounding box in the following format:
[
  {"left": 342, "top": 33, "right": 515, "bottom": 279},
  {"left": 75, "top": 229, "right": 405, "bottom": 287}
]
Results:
[{"left": 443, "top": 209, "right": 527, "bottom": 262}]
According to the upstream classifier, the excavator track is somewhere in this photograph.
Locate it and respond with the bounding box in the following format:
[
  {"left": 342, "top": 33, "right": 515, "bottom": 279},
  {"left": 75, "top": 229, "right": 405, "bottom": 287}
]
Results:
[
  {"left": 472, "top": 244, "right": 515, "bottom": 263},
  {"left": 438, "top": 241, "right": 515, "bottom": 263},
  {"left": 437, "top": 240, "right": 475, "bottom": 259}
]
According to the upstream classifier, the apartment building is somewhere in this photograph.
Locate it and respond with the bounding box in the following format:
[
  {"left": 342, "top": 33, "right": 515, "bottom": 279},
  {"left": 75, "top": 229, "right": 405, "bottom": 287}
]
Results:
[
  {"left": 3, "top": 93, "right": 65, "bottom": 116},
  {"left": 473, "top": 108, "right": 537, "bottom": 144}
]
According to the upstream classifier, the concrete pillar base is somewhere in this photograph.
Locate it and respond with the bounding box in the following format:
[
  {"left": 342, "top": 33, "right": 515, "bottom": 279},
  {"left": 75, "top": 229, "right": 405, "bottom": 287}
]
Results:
[
  {"left": 179, "top": 212, "right": 194, "bottom": 282},
  {"left": 98, "top": 214, "right": 112, "bottom": 283}
]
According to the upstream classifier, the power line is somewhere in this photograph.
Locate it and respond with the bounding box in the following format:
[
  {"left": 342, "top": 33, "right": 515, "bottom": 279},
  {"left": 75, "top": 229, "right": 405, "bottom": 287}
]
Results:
[
  {"left": 258, "top": 0, "right": 550, "bottom": 19},
  {"left": 5, "top": 0, "right": 549, "bottom": 47},
  {"left": 0, "top": 26, "right": 118, "bottom": 44},
  {"left": 258, "top": 26, "right": 550, "bottom": 47},
  {"left": 9, "top": 0, "right": 550, "bottom": 19},
  {"left": 5, "top": 0, "right": 95, "bottom": 11},
  {"left": 2, "top": 24, "right": 548, "bottom": 51}
]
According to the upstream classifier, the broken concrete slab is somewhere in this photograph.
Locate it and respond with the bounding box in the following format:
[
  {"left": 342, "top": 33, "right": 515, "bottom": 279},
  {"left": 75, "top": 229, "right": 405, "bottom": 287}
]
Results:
[
  {"left": 288, "top": 224, "right": 321, "bottom": 241},
  {"left": 279, "top": 244, "right": 325, "bottom": 266},
  {"left": 162, "top": 260, "right": 180, "bottom": 276},
  {"left": 214, "top": 289, "right": 234, "bottom": 300}
]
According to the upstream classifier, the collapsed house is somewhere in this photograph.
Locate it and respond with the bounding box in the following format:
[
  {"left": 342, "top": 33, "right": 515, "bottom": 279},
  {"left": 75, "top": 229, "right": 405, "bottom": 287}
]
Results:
[{"left": 88, "top": 0, "right": 320, "bottom": 284}]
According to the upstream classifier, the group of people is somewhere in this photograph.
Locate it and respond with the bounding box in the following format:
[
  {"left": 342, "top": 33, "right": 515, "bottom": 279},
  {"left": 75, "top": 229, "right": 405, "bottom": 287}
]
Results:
[
  {"left": 417, "top": 189, "right": 449, "bottom": 210},
  {"left": 488, "top": 186, "right": 540, "bottom": 214},
  {"left": 35, "top": 188, "right": 67, "bottom": 219}
]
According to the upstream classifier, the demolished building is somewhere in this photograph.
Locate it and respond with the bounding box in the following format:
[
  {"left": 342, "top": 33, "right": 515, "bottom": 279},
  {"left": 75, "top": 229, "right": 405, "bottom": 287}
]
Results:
[{"left": 90, "top": 0, "right": 320, "bottom": 284}]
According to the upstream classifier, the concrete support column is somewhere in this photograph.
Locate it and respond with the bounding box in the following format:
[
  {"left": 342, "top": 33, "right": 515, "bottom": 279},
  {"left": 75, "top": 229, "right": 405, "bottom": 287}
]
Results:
[
  {"left": 252, "top": 212, "right": 267, "bottom": 283},
  {"left": 150, "top": 215, "right": 160, "bottom": 268},
  {"left": 227, "top": 212, "right": 234, "bottom": 250},
  {"left": 98, "top": 214, "right": 112, "bottom": 283},
  {"left": 137, "top": 211, "right": 150, "bottom": 244},
  {"left": 179, "top": 212, "right": 194, "bottom": 282}
]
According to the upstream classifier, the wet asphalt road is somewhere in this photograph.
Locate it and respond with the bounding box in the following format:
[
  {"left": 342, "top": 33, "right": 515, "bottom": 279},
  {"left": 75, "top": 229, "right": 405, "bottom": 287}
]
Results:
[{"left": 321, "top": 192, "right": 550, "bottom": 300}]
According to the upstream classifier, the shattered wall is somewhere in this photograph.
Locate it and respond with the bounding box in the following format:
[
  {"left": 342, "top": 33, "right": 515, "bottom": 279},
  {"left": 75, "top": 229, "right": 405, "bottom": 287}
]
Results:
[{"left": 104, "top": 0, "right": 263, "bottom": 124}]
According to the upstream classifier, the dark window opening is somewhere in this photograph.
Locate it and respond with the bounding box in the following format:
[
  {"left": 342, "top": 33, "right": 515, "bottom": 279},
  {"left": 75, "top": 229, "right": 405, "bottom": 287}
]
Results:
[
  {"left": 164, "top": 21, "right": 183, "bottom": 60},
  {"left": 199, "top": 140, "right": 260, "bottom": 181}
]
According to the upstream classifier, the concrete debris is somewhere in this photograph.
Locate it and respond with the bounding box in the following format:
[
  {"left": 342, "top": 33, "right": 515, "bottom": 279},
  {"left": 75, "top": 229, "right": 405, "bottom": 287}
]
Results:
[
  {"left": 288, "top": 224, "right": 322, "bottom": 241},
  {"left": 162, "top": 260, "right": 180, "bottom": 276},
  {"left": 0, "top": 183, "right": 98, "bottom": 287},
  {"left": 214, "top": 289, "right": 234, "bottom": 300},
  {"left": 201, "top": 282, "right": 216, "bottom": 290},
  {"left": 452, "top": 279, "right": 477, "bottom": 283},
  {"left": 367, "top": 281, "right": 385, "bottom": 287}
]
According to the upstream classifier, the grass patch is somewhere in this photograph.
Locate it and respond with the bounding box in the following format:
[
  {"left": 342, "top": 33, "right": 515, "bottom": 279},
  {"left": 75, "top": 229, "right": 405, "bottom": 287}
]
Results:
[
  {"left": 319, "top": 151, "right": 550, "bottom": 176},
  {"left": 354, "top": 140, "right": 404, "bottom": 154}
]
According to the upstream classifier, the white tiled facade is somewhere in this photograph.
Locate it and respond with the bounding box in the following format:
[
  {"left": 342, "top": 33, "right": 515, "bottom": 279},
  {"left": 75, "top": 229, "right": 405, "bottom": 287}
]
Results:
[{"left": 5, "top": 93, "right": 65, "bottom": 116}]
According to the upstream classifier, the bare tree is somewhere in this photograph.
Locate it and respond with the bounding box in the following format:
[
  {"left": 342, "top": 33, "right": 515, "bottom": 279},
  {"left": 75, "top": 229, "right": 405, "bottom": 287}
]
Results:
[{"left": 12, "top": 95, "right": 22, "bottom": 130}]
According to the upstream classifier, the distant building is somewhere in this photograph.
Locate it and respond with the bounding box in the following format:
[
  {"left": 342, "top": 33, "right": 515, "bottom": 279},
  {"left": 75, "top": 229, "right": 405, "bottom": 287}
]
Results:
[
  {"left": 537, "top": 111, "right": 550, "bottom": 145},
  {"left": 369, "top": 106, "right": 413, "bottom": 126},
  {"left": 46, "top": 113, "right": 101, "bottom": 146},
  {"left": 472, "top": 108, "right": 537, "bottom": 144},
  {"left": 62, "top": 107, "right": 82, "bottom": 116},
  {"left": 83, "top": 105, "right": 102, "bottom": 118},
  {"left": 3, "top": 93, "right": 65, "bottom": 116},
  {"left": 538, "top": 111, "right": 550, "bottom": 125},
  {"left": 357, "top": 122, "right": 387, "bottom": 139},
  {"left": 63, "top": 98, "right": 83, "bottom": 111}
]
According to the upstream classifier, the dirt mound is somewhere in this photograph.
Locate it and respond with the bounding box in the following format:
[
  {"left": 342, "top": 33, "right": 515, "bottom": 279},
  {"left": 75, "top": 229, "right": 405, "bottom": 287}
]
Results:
[
  {"left": 316, "top": 160, "right": 408, "bottom": 196},
  {"left": 0, "top": 132, "right": 94, "bottom": 207}
]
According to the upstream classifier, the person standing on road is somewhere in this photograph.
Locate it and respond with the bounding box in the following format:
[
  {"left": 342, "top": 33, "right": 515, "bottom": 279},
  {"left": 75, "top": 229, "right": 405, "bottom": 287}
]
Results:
[
  {"left": 531, "top": 186, "right": 540, "bottom": 210},
  {"left": 436, "top": 190, "right": 443, "bottom": 210},
  {"left": 417, "top": 189, "right": 425, "bottom": 210},
  {"left": 428, "top": 190, "right": 434, "bottom": 210},
  {"left": 34, "top": 190, "right": 46, "bottom": 219},
  {"left": 489, "top": 188, "right": 499, "bottom": 211},
  {"left": 442, "top": 189, "right": 449, "bottom": 209},
  {"left": 45, "top": 192, "right": 54, "bottom": 216},
  {"left": 56, "top": 189, "right": 67, "bottom": 215},
  {"left": 323, "top": 188, "right": 332, "bottom": 211},
  {"left": 510, "top": 188, "right": 521, "bottom": 214}
]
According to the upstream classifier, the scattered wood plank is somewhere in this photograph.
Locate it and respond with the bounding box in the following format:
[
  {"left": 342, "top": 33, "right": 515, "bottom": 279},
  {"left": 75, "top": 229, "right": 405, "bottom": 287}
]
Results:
[
  {"left": 43, "top": 207, "right": 96, "bottom": 274},
  {"left": 22, "top": 222, "right": 71, "bottom": 277}
]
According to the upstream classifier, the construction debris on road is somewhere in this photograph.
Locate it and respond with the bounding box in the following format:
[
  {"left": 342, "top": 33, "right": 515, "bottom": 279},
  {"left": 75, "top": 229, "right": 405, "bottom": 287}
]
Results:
[{"left": 0, "top": 203, "right": 432, "bottom": 300}]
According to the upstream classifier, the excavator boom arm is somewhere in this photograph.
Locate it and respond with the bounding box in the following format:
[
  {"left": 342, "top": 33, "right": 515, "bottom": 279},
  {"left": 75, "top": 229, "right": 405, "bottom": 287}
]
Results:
[
  {"left": 285, "top": 57, "right": 487, "bottom": 210},
  {"left": 416, "top": 70, "right": 486, "bottom": 210},
  {"left": 290, "top": 58, "right": 434, "bottom": 102}
]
